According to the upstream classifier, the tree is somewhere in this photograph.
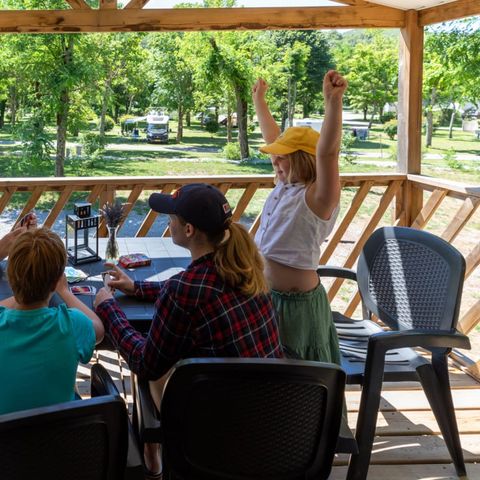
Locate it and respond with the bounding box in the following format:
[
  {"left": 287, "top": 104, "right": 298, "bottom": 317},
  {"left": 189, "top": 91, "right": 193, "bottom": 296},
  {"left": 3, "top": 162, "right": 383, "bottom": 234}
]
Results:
[
  {"left": 148, "top": 32, "right": 195, "bottom": 142},
  {"left": 335, "top": 31, "right": 398, "bottom": 125}
]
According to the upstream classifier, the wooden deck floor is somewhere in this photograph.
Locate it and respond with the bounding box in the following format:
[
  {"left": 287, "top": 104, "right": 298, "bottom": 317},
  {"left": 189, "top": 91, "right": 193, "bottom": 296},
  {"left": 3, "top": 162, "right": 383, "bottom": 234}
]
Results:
[{"left": 77, "top": 351, "right": 480, "bottom": 480}]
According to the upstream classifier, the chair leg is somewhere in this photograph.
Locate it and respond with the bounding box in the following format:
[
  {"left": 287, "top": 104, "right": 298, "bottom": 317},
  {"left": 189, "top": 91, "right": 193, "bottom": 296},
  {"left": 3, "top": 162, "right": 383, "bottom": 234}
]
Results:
[
  {"left": 417, "top": 356, "right": 466, "bottom": 477},
  {"left": 346, "top": 375, "right": 383, "bottom": 480}
]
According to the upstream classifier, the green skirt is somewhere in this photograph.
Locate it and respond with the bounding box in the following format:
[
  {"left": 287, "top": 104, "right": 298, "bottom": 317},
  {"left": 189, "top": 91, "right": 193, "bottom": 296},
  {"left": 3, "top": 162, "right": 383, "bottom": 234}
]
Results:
[{"left": 271, "top": 283, "right": 341, "bottom": 365}]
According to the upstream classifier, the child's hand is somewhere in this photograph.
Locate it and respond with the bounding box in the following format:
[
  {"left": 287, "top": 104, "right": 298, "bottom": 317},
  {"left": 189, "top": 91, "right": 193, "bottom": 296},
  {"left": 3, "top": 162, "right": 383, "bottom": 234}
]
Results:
[
  {"left": 94, "top": 287, "right": 114, "bottom": 308},
  {"left": 323, "top": 70, "right": 348, "bottom": 103},
  {"left": 252, "top": 78, "right": 268, "bottom": 104},
  {"left": 103, "top": 263, "right": 135, "bottom": 295},
  {"left": 18, "top": 212, "right": 38, "bottom": 230}
]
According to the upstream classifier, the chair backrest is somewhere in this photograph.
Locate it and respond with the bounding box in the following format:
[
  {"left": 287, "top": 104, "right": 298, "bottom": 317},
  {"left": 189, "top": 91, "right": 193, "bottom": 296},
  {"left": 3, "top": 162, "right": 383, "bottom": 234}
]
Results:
[
  {"left": 160, "top": 357, "right": 346, "bottom": 480},
  {"left": 357, "top": 226, "right": 465, "bottom": 332},
  {"left": 0, "top": 395, "right": 128, "bottom": 480}
]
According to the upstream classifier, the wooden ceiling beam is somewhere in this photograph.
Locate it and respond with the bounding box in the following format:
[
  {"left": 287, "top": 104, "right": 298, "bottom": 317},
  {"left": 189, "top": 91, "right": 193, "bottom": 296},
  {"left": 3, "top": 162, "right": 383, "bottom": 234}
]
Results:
[
  {"left": 0, "top": 5, "right": 405, "bottom": 33},
  {"left": 64, "top": 0, "right": 91, "bottom": 9},
  {"left": 123, "top": 0, "right": 151, "bottom": 9},
  {"left": 99, "top": 0, "right": 117, "bottom": 8},
  {"left": 329, "top": 0, "right": 369, "bottom": 5},
  {"left": 419, "top": 0, "right": 480, "bottom": 26}
]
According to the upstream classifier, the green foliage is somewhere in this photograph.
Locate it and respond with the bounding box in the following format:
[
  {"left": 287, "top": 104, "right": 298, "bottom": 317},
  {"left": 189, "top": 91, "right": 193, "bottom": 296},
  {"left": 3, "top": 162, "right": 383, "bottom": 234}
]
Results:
[
  {"left": 80, "top": 132, "right": 107, "bottom": 156},
  {"left": 17, "top": 113, "right": 54, "bottom": 174},
  {"left": 444, "top": 148, "right": 463, "bottom": 170},
  {"left": 380, "top": 111, "right": 396, "bottom": 123},
  {"left": 100, "top": 115, "right": 115, "bottom": 132},
  {"left": 204, "top": 118, "right": 219, "bottom": 134},
  {"left": 222, "top": 142, "right": 241, "bottom": 160},
  {"left": 334, "top": 32, "right": 398, "bottom": 122},
  {"left": 384, "top": 119, "right": 398, "bottom": 140},
  {"left": 341, "top": 131, "right": 357, "bottom": 164},
  {"left": 388, "top": 144, "right": 398, "bottom": 163}
]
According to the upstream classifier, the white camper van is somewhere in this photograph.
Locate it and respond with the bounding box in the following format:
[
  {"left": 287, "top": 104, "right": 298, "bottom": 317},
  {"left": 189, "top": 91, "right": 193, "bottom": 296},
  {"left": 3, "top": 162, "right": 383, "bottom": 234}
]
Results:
[{"left": 146, "top": 114, "right": 170, "bottom": 143}]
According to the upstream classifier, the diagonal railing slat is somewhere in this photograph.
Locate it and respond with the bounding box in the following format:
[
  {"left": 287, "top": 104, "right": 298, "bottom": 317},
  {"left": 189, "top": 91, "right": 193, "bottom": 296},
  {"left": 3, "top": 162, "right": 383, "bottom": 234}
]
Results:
[
  {"left": 326, "top": 180, "right": 403, "bottom": 302},
  {"left": 320, "top": 180, "right": 374, "bottom": 265},
  {"left": 43, "top": 186, "right": 74, "bottom": 229}
]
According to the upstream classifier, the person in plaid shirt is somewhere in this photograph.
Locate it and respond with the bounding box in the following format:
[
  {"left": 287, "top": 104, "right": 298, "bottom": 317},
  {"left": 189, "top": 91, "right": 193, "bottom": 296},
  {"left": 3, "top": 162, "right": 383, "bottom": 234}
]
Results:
[
  {"left": 94, "top": 183, "right": 283, "bottom": 379},
  {"left": 94, "top": 183, "right": 283, "bottom": 478}
]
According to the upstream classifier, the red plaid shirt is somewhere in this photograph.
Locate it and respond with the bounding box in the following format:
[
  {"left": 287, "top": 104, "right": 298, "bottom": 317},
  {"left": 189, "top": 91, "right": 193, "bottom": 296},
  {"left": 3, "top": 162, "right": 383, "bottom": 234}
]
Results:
[{"left": 96, "top": 253, "right": 283, "bottom": 379}]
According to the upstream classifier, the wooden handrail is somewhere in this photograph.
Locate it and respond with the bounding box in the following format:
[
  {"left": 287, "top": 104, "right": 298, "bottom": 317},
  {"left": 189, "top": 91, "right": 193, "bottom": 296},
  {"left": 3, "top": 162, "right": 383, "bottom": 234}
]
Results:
[{"left": 0, "top": 172, "right": 478, "bottom": 350}]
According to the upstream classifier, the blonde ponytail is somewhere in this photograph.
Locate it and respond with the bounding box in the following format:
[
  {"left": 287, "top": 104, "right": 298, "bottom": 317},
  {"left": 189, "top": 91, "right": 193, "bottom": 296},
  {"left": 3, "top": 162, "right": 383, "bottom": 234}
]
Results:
[{"left": 211, "top": 222, "right": 268, "bottom": 297}]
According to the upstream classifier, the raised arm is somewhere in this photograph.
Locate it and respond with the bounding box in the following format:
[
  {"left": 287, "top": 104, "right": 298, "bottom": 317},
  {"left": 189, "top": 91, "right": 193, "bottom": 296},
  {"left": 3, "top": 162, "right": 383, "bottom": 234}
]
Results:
[
  {"left": 307, "top": 70, "right": 348, "bottom": 220},
  {"left": 252, "top": 78, "right": 281, "bottom": 144}
]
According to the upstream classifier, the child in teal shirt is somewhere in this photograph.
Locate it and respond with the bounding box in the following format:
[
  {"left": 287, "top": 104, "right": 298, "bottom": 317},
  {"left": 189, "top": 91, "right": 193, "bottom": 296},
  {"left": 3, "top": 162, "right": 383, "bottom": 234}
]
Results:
[{"left": 0, "top": 227, "right": 104, "bottom": 415}]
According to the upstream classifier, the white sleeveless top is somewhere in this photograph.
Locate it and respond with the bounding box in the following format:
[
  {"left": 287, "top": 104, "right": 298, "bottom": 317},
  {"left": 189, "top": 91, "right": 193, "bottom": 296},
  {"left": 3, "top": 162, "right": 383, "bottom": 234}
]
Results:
[{"left": 255, "top": 182, "right": 339, "bottom": 270}]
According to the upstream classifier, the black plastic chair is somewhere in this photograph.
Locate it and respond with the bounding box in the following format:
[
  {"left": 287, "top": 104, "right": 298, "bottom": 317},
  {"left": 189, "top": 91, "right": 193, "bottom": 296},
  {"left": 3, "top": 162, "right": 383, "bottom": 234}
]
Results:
[
  {"left": 90, "top": 363, "right": 145, "bottom": 480},
  {"left": 317, "top": 226, "right": 471, "bottom": 480},
  {"left": 159, "top": 357, "right": 345, "bottom": 480},
  {"left": 0, "top": 395, "right": 127, "bottom": 480}
]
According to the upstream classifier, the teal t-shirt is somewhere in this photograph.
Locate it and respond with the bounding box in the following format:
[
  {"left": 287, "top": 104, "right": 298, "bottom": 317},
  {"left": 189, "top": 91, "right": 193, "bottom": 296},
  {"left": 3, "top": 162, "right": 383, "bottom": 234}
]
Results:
[{"left": 0, "top": 303, "right": 96, "bottom": 415}]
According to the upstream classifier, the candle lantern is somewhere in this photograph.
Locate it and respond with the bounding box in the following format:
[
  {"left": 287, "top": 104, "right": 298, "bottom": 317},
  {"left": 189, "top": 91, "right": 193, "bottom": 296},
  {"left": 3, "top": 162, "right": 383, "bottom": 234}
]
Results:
[{"left": 66, "top": 202, "right": 101, "bottom": 265}]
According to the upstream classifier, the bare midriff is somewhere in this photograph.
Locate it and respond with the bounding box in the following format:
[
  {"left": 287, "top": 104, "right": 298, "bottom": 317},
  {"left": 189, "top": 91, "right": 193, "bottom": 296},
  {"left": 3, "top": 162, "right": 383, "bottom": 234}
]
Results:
[{"left": 264, "top": 258, "right": 319, "bottom": 292}]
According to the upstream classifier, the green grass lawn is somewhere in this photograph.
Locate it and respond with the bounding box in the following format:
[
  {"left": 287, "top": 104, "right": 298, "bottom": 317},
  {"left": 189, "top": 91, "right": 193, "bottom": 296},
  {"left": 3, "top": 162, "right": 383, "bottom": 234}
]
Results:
[{"left": 1, "top": 118, "right": 479, "bottom": 183}]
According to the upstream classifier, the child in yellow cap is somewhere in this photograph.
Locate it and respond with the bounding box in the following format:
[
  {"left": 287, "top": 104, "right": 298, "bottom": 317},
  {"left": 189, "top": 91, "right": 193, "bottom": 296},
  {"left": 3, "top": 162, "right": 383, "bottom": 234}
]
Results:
[{"left": 252, "top": 70, "right": 347, "bottom": 364}]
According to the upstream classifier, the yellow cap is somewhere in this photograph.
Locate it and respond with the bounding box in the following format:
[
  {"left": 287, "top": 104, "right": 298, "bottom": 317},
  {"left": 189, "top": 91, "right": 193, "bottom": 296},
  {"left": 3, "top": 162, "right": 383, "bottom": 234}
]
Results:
[{"left": 259, "top": 126, "right": 319, "bottom": 156}]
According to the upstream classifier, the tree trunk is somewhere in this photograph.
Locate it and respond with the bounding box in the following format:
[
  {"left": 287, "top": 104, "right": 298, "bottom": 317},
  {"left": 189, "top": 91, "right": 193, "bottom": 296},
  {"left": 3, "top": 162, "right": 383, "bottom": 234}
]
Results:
[
  {"left": 287, "top": 77, "right": 297, "bottom": 128},
  {"left": 99, "top": 75, "right": 112, "bottom": 137},
  {"left": 281, "top": 104, "right": 288, "bottom": 132},
  {"left": 9, "top": 85, "right": 17, "bottom": 126},
  {"left": 226, "top": 104, "right": 232, "bottom": 143},
  {"left": 363, "top": 107, "right": 368, "bottom": 121},
  {"left": 0, "top": 100, "right": 6, "bottom": 128},
  {"left": 368, "top": 109, "right": 376, "bottom": 129},
  {"left": 55, "top": 35, "right": 74, "bottom": 177},
  {"left": 448, "top": 108, "right": 456, "bottom": 139},
  {"left": 426, "top": 88, "right": 436, "bottom": 148},
  {"left": 186, "top": 111, "right": 191, "bottom": 127},
  {"left": 235, "top": 86, "right": 249, "bottom": 159},
  {"left": 177, "top": 104, "right": 183, "bottom": 142},
  {"left": 302, "top": 103, "right": 310, "bottom": 118}
]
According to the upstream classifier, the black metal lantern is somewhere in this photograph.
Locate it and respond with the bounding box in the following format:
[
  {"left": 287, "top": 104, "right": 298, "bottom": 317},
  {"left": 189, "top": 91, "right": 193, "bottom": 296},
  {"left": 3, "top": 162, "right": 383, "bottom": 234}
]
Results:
[{"left": 66, "top": 202, "right": 101, "bottom": 265}]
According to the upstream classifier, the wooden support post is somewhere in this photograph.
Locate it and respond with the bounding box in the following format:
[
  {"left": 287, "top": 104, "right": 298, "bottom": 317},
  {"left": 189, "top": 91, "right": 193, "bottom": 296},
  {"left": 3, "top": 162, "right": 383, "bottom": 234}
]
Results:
[{"left": 397, "top": 10, "right": 424, "bottom": 226}]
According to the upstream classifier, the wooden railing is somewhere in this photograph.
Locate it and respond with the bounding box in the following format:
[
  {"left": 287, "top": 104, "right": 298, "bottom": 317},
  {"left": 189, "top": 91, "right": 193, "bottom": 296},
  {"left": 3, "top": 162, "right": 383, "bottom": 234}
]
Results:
[{"left": 1, "top": 173, "right": 479, "bottom": 374}]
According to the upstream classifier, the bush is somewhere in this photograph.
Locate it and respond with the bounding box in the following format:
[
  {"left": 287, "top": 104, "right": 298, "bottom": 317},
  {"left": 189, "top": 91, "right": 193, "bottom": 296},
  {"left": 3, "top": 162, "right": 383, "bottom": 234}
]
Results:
[
  {"left": 98, "top": 115, "right": 115, "bottom": 132},
  {"left": 444, "top": 148, "right": 462, "bottom": 170},
  {"left": 17, "top": 113, "right": 54, "bottom": 174},
  {"left": 80, "top": 132, "right": 107, "bottom": 156},
  {"left": 250, "top": 148, "right": 270, "bottom": 162},
  {"left": 380, "top": 112, "right": 396, "bottom": 123},
  {"left": 204, "top": 118, "right": 219, "bottom": 134},
  {"left": 341, "top": 131, "right": 357, "bottom": 164},
  {"left": 222, "top": 142, "right": 241, "bottom": 160},
  {"left": 384, "top": 119, "right": 398, "bottom": 140}
]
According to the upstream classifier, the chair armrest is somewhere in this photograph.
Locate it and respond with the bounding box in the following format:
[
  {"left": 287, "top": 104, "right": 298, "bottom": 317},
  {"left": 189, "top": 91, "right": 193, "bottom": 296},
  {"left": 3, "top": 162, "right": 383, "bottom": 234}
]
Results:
[
  {"left": 317, "top": 266, "right": 357, "bottom": 282},
  {"left": 91, "top": 363, "right": 120, "bottom": 397},
  {"left": 132, "top": 374, "right": 162, "bottom": 444},
  {"left": 90, "top": 364, "right": 145, "bottom": 480},
  {"left": 369, "top": 330, "right": 471, "bottom": 352}
]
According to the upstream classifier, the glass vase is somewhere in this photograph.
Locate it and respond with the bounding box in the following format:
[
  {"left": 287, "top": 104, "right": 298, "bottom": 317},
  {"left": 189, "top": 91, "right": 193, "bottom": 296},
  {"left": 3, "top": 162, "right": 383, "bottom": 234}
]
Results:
[{"left": 105, "top": 225, "right": 120, "bottom": 264}]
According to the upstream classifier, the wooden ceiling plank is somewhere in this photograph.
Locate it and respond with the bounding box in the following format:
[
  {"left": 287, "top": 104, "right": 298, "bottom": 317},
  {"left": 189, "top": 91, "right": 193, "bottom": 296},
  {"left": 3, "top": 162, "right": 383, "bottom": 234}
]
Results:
[
  {"left": 124, "top": 0, "right": 151, "bottom": 9},
  {"left": 64, "top": 0, "right": 91, "bottom": 9},
  {"left": 99, "top": 0, "right": 118, "bottom": 9},
  {"left": 419, "top": 0, "right": 480, "bottom": 26},
  {"left": 0, "top": 5, "right": 405, "bottom": 33}
]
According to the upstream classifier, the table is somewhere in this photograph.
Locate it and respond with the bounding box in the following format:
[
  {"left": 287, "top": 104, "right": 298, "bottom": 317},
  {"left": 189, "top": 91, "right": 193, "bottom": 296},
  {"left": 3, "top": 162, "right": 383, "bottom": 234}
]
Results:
[{"left": 0, "top": 237, "right": 191, "bottom": 334}]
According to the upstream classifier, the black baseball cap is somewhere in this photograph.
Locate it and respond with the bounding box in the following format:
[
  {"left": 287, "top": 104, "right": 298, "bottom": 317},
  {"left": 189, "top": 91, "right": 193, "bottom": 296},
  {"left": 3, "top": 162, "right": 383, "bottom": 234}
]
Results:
[{"left": 149, "top": 183, "right": 232, "bottom": 234}]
